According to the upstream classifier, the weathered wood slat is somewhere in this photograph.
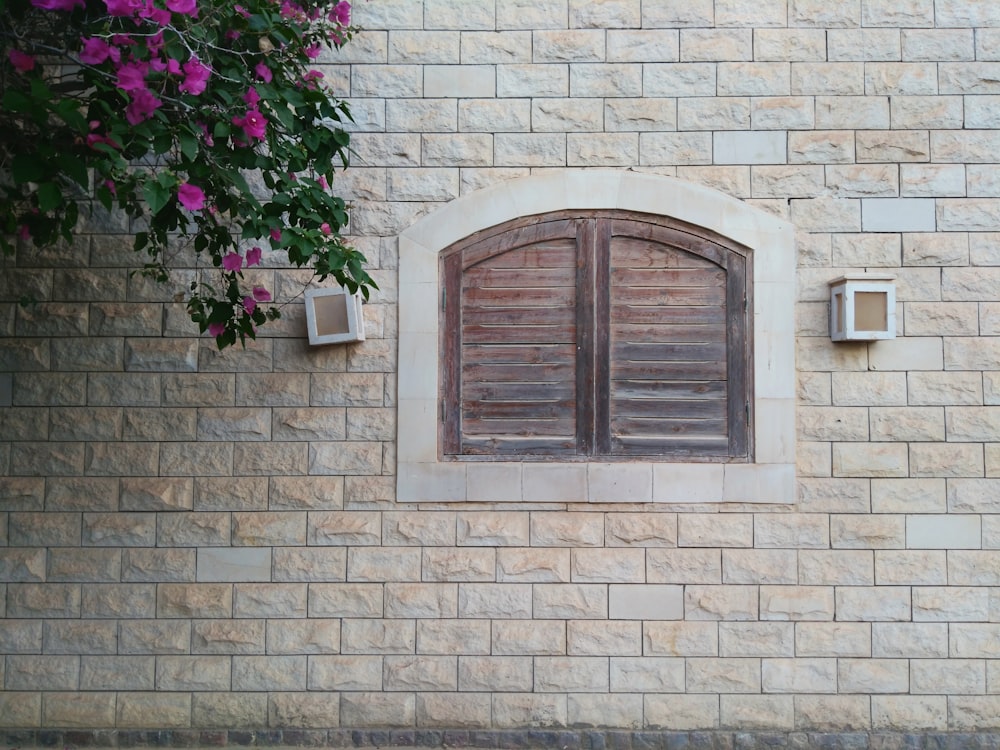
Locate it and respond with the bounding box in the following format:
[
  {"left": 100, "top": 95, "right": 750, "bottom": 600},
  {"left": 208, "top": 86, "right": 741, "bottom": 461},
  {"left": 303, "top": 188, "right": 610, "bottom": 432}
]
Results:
[
  {"left": 612, "top": 341, "right": 727, "bottom": 361},
  {"left": 458, "top": 221, "right": 579, "bottom": 270},
  {"left": 610, "top": 397, "right": 727, "bottom": 419},
  {"left": 611, "top": 416, "right": 728, "bottom": 437},
  {"left": 609, "top": 237, "right": 719, "bottom": 269},
  {"left": 610, "top": 380, "right": 727, "bottom": 399},
  {"left": 464, "top": 287, "right": 576, "bottom": 306},
  {"left": 463, "top": 362, "right": 576, "bottom": 381},
  {"left": 613, "top": 286, "right": 726, "bottom": 306},
  {"left": 462, "top": 418, "right": 576, "bottom": 437},
  {"left": 611, "top": 221, "right": 729, "bottom": 267},
  {"left": 461, "top": 436, "right": 579, "bottom": 454},
  {"left": 465, "top": 381, "right": 575, "bottom": 401},
  {"left": 611, "top": 307, "right": 726, "bottom": 325},
  {"left": 462, "top": 343, "right": 576, "bottom": 364},
  {"left": 483, "top": 245, "right": 577, "bottom": 269},
  {"left": 465, "top": 267, "right": 576, "bottom": 287},
  {"left": 465, "top": 399, "right": 576, "bottom": 420},
  {"left": 611, "top": 268, "right": 726, "bottom": 287},
  {"left": 463, "top": 323, "right": 576, "bottom": 345},
  {"left": 611, "top": 435, "right": 730, "bottom": 455},
  {"left": 463, "top": 307, "right": 575, "bottom": 326},
  {"left": 612, "top": 360, "right": 727, "bottom": 380}
]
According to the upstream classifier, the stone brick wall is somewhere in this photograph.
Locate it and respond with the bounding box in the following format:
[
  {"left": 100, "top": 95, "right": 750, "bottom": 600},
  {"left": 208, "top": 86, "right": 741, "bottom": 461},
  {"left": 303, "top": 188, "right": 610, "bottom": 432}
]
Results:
[{"left": 3, "top": 0, "right": 1000, "bottom": 735}]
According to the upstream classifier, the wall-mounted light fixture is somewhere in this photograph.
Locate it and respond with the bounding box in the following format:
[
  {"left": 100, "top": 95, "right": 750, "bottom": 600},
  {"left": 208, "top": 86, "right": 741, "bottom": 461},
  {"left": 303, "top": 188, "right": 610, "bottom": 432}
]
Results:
[
  {"left": 828, "top": 273, "right": 896, "bottom": 342},
  {"left": 304, "top": 287, "right": 366, "bottom": 345}
]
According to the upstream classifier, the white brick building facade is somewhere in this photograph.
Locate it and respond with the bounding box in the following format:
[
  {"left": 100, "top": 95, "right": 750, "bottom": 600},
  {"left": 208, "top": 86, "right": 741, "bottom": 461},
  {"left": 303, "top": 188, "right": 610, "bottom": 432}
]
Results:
[{"left": 3, "top": 0, "right": 1000, "bottom": 735}]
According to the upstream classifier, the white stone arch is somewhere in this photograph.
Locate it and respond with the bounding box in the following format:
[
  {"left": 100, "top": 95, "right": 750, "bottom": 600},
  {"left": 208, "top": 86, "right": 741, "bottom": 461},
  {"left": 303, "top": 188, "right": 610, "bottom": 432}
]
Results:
[{"left": 397, "top": 170, "right": 795, "bottom": 505}]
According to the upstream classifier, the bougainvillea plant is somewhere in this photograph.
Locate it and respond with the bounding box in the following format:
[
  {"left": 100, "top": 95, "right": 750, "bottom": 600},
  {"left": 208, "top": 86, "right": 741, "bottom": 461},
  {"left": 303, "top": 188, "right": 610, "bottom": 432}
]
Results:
[{"left": 0, "top": 0, "right": 373, "bottom": 348}]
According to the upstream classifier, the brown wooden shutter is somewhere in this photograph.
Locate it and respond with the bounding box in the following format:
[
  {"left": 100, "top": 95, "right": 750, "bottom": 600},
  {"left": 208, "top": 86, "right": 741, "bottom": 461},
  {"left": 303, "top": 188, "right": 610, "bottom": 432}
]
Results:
[
  {"left": 441, "top": 211, "right": 751, "bottom": 461},
  {"left": 597, "top": 218, "right": 750, "bottom": 459},
  {"left": 442, "top": 219, "right": 586, "bottom": 456}
]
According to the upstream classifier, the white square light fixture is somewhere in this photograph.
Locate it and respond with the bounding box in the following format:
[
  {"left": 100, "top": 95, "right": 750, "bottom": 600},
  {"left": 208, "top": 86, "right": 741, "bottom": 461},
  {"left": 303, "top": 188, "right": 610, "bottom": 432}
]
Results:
[
  {"left": 304, "top": 286, "right": 365, "bottom": 345},
  {"left": 829, "top": 273, "right": 896, "bottom": 342}
]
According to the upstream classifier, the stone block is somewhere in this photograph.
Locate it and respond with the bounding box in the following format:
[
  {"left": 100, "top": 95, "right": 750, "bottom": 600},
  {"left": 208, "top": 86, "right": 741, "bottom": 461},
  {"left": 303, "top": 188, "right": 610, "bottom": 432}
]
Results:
[
  {"left": 875, "top": 550, "right": 947, "bottom": 585},
  {"left": 308, "top": 656, "right": 382, "bottom": 702},
  {"left": 160, "top": 442, "right": 233, "bottom": 478},
  {"left": 6, "top": 655, "right": 79, "bottom": 690},
  {"left": 910, "top": 442, "right": 984, "bottom": 477},
  {"left": 347, "top": 548, "right": 422, "bottom": 583},
  {"left": 339, "top": 692, "right": 415, "bottom": 728},
  {"left": 269, "top": 476, "right": 344, "bottom": 511},
  {"left": 754, "top": 514, "right": 829, "bottom": 548},
  {"left": 0, "top": 691, "right": 41, "bottom": 728},
  {"left": 677, "top": 514, "right": 753, "bottom": 548},
  {"left": 119, "top": 619, "right": 191, "bottom": 654},
  {"left": 192, "top": 620, "right": 263, "bottom": 655},
  {"left": 80, "top": 655, "right": 154, "bottom": 690},
  {"left": 760, "top": 585, "right": 835, "bottom": 621},
  {"left": 458, "top": 656, "right": 531, "bottom": 692},
  {"left": 562, "top": 621, "right": 638, "bottom": 658},
  {"left": 685, "top": 585, "right": 758, "bottom": 621},
  {"left": 719, "top": 622, "right": 794, "bottom": 657},
  {"left": 457, "top": 582, "right": 529, "bottom": 619},
  {"left": 949, "top": 696, "right": 1000, "bottom": 731},
  {"left": 761, "top": 657, "right": 837, "bottom": 693},
  {"left": 459, "top": 99, "right": 531, "bottom": 132},
  {"left": 906, "top": 513, "right": 981, "bottom": 549},
  {"left": 416, "top": 618, "right": 491, "bottom": 655},
  {"left": 714, "top": 132, "right": 786, "bottom": 165},
  {"left": 383, "top": 654, "right": 456, "bottom": 691},
  {"left": 268, "top": 692, "right": 340, "bottom": 729},
  {"left": 798, "top": 550, "right": 874, "bottom": 586},
  {"left": 949, "top": 551, "right": 1000, "bottom": 585},
  {"left": 838, "top": 658, "right": 909, "bottom": 693},
  {"left": 908, "top": 371, "right": 981, "bottom": 405},
  {"left": 605, "top": 585, "right": 681, "bottom": 620},
  {"left": 341, "top": 618, "right": 415, "bottom": 654},
  {"left": 795, "top": 622, "right": 871, "bottom": 657},
  {"left": 491, "top": 693, "right": 567, "bottom": 728},
  {"left": 40, "top": 691, "right": 117, "bottom": 728},
  {"left": 872, "top": 696, "right": 948, "bottom": 730},
  {"left": 48, "top": 548, "right": 121, "bottom": 583},
  {"left": 914, "top": 586, "right": 990, "bottom": 622},
  {"left": 232, "top": 654, "right": 306, "bottom": 691},
  {"left": 271, "top": 547, "right": 345, "bottom": 583},
  {"left": 531, "top": 583, "right": 607, "bottom": 620},
  {"left": 309, "top": 583, "right": 383, "bottom": 617},
  {"left": 534, "top": 656, "right": 608, "bottom": 693},
  {"left": 157, "top": 583, "right": 232, "bottom": 619},
  {"left": 873, "top": 622, "right": 948, "bottom": 658},
  {"left": 233, "top": 583, "right": 307, "bottom": 618},
  {"left": 496, "top": 547, "right": 570, "bottom": 583},
  {"left": 266, "top": 618, "right": 340, "bottom": 655},
  {"left": 421, "top": 547, "right": 494, "bottom": 582},
  {"left": 793, "top": 694, "right": 872, "bottom": 731},
  {"left": 569, "top": 548, "right": 642, "bottom": 583},
  {"left": 196, "top": 548, "right": 271, "bottom": 583},
  {"left": 687, "top": 657, "right": 760, "bottom": 693},
  {"left": 232, "top": 511, "right": 306, "bottom": 547},
  {"left": 605, "top": 513, "right": 676, "bottom": 547},
  {"left": 836, "top": 586, "right": 911, "bottom": 621},
  {"left": 493, "top": 620, "right": 566, "bottom": 655},
  {"left": 722, "top": 549, "right": 797, "bottom": 585},
  {"left": 416, "top": 692, "right": 492, "bottom": 728},
  {"left": 156, "top": 655, "right": 231, "bottom": 691},
  {"left": 191, "top": 693, "right": 267, "bottom": 729},
  {"left": 457, "top": 512, "right": 529, "bottom": 547},
  {"left": 6, "top": 583, "right": 81, "bottom": 619},
  {"left": 832, "top": 443, "right": 908, "bottom": 478}
]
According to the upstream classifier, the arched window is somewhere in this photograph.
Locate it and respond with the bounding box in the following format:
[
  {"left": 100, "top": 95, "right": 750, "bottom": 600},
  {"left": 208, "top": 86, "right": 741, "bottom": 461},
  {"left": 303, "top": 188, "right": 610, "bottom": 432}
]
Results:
[
  {"left": 441, "top": 211, "right": 751, "bottom": 461},
  {"left": 397, "top": 171, "right": 795, "bottom": 504}
]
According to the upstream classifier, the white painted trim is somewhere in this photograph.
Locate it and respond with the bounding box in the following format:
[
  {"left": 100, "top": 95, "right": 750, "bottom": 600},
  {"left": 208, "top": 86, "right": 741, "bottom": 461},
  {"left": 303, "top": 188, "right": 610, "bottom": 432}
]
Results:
[{"left": 397, "top": 170, "right": 796, "bottom": 504}]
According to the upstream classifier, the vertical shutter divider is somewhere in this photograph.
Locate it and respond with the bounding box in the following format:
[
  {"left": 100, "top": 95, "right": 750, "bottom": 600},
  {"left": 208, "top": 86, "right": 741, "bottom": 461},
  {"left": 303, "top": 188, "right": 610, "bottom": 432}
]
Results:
[{"left": 593, "top": 218, "right": 612, "bottom": 456}]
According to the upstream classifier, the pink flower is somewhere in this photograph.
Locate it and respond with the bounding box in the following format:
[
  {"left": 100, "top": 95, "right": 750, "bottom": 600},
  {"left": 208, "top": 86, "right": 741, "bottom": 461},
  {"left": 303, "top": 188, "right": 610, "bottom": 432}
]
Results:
[
  {"left": 252, "top": 286, "right": 272, "bottom": 302},
  {"left": 246, "top": 246, "right": 262, "bottom": 266},
  {"left": 177, "top": 183, "right": 206, "bottom": 211},
  {"left": 179, "top": 58, "right": 211, "bottom": 94},
  {"left": 79, "top": 37, "right": 112, "bottom": 64},
  {"left": 254, "top": 62, "right": 272, "bottom": 83},
  {"left": 17, "top": 225, "right": 31, "bottom": 241},
  {"left": 329, "top": 0, "right": 350, "bottom": 25},
  {"left": 125, "top": 89, "right": 162, "bottom": 124},
  {"left": 232, "top": 109, "right": 268, "bottom": 141},
  {"left": 221, "top": 252, "right": 243, "bottom": 271},
  {"left": 104, "top": 0, "right": 141, "bottom": 16},
  {"left": 242, "top": 296, "right": 257, "bottom": 314},
  {"left": 104, "top": 179, "right": 117, "bottom": 195},
  {"left": 8, "top": 50, "right": 35, "bottom": 73},
  {"left": 116, "top": 61, "right": 149, "bottom": 92},
  {"left": 234, "top": 4, "right": 249, "bottom": 16},
  {"left": 269, "top": 228, "right": 282, "bottom": 243},
  {"left": 146, "top": 30, "right": 165, "bottom": 55},
  {"left": 31, "top": 0, "right": 83, "bottom": 10},
  {"left": 196, "top": 121, "right": 214, "bottom": 146},
  {"left": 318, "top": 175, "right": 328, "bottom": 190},
  {"left": 166, "top": 58, "right": 182, "bottom": 74},
  {"left": 304, "top": 43, "right": 321, "bottom": 59},
  {"left": 166, "top": 0, "right": 198, "bottom": 16},
  {"left": 208, "top": 322, "right": 226, "bottom": 337},
  {"left": 243, "top": 87, "right": 260, "bottom": 105},
  {"left": 320, "top": 222, "right": 332, "bottom": 235},
  {"left": 138, "top": 0, "right": 171, "bottom": 23}
]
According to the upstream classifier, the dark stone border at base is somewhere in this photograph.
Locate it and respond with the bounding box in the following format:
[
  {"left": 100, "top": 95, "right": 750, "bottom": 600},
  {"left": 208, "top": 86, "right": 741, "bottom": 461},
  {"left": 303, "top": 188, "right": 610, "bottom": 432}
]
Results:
[{"left": 4, "top": 729, "right": 1000, "bottom": 750}]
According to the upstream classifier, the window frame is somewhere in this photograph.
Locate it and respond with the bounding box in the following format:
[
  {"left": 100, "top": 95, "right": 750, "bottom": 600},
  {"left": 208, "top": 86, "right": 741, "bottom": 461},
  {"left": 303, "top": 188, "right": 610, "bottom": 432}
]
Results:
[
  {"left": 397, "top": 170, "right": 796, "bottom": 505},
  {"left": 440, "top": 210, "right": 753, "bottom": 462}
]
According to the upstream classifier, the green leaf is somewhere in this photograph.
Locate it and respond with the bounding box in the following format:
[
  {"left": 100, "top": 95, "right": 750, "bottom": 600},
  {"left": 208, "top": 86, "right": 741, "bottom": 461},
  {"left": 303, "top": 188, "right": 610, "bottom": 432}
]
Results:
[
  {"left": 36, "top": 183, "right": 63, "bottom": 212},
  {"left": 179, "top": 131, "right": 199, "bottom": 161},
  {"left": 143, "top": 180, "right": 171, "bottom": 215},
  {"left": 11, "top": 154, "right": 45, "bottom": 185},
  {"left": 56, "top": 154, "right": 89, "bottom": 190}
]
